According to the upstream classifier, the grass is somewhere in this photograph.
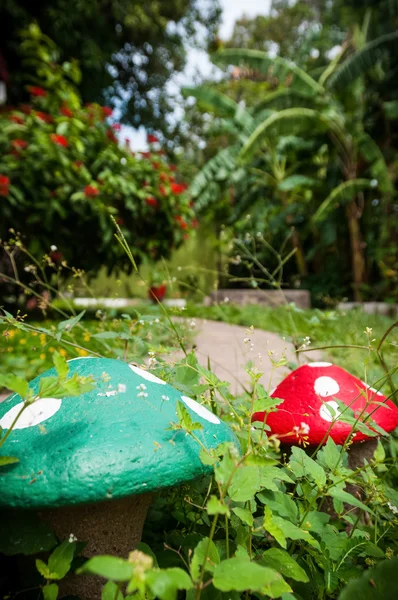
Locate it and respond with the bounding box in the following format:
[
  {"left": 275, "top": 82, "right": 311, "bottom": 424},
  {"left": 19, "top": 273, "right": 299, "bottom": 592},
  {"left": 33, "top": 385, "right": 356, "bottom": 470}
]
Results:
[{"left": 180, "top": 303, "right": 398, "bottom": 391}]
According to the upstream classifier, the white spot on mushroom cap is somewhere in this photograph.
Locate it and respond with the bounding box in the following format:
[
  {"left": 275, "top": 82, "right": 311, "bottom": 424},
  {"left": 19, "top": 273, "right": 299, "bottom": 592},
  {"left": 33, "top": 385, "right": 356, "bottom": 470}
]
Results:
[
  {"left": 307, "top": 362, "right": 332, "bottom": 368},
  {"left": 314, "top": 376, "right": 340, "bottom": 397},
  {"left": 129, "top": 365, "right": 166, "bottom": 385},
  {"left": 319, "top": 400, "right": 341, "bottom": 422},
  {"left": 0, "top": 398, "right": 62, "bottom": 430},
  {"left": 181, "top": 395, "right": 220, "bottom": 424}
]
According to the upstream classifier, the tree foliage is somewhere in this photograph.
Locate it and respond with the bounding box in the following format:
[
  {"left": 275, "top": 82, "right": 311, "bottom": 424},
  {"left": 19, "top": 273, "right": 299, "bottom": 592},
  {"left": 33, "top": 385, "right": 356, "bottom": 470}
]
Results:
[{"left": 0, "top": 0, "right": 221, "bottom": 136}]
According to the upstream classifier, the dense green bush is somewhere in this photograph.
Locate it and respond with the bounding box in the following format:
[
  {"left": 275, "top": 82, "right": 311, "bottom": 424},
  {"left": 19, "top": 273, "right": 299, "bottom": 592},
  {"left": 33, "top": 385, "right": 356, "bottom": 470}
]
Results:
[{"left": 0, "top": 25, "right": 195, "bottom": 279}]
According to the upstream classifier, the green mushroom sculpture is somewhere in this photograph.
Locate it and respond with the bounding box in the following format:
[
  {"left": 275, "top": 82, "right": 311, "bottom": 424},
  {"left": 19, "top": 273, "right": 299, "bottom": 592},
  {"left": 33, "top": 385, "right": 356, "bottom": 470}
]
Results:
[{"left": 0, "top": 357, "right": 237, "bottom": 598}]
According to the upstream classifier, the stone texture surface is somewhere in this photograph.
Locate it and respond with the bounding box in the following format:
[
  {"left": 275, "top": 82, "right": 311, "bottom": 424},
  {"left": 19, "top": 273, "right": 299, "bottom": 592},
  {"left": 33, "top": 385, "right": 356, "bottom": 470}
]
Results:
[
  {"left": 174, "top": 318, "right": 322, "bottom": 396},
  {"left": 337, "top": 302, "right": 398, "bottom": 317},
  {"left": 40, "top": 494, "right": 152, "bottom": 599},
  {"left": 206, "top": 289, "right": 311, "bottom": 309}
]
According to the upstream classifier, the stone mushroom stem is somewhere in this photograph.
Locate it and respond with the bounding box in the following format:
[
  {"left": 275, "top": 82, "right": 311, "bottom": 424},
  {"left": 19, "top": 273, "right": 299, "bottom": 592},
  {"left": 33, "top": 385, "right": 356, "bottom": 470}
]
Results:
[
  {"left": 346, "top": 438, "right": 378, "bottom": 470},
  {"left": 39, "top": 493, "right": 153, "bottom": 600}
]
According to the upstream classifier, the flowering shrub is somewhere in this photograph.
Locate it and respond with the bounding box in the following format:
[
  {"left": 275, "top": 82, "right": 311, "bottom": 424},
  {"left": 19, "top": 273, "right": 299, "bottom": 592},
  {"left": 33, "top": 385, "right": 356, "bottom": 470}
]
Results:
[{"left": 0, "top": 25, "right": 195, "bottom": 277}]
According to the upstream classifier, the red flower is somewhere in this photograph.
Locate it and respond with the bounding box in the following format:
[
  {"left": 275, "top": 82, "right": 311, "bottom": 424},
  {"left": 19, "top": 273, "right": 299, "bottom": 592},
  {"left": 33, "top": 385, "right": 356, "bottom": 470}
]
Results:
[
  {"left": 27, "top": 86, "right": 47, "bottom": 97},
  {"left": 10, "top": 115, "right": 24, "bottom": 124},
  {"left": 146, "top": 196, "right": 158, "bottom": 208},
  {"left": 171, "top": 182, "right": 187, "bottom": 194},
  {"left": 175, "top": 215, "right": 188, "bottom": 230},
  {"left": 101, "top": 106, "right": 113, "bottom": 118},
  {"left": 50, "top": 134, "right": 69, "bottom": 147},
  {"left": 12, "top": 139, "right": 28, "bottom": 150},
  {"left": 0, "top": 175, "right": 10, "bottom": 197},
  {"left": 50, "top": 251, "right": 63, "bottom": 263},
  {"left": 60, "top": 105, "right": 73, "bottom": 118},
  {"left": 106, "top": 129, "right": 117, "bottom": 143},
  {"left": 159, "top": 172, "right": 168, "bottom": 182},
  {"left": 111, "top": 123, "right": 121, "bottom": 131},
  {"left": 147, "top": 134, "right": 159, "bottom": 144},
  {"left": 36, "top": 111, "right": 53, "bottom": 123},
  {"left": 84, "top": 185, "right": 99, "bottom": 197},
  {"left": 20, "top": 104, "right": 32, "bottom": 115},
  {"left": 152, "top": 161, "right": 160, "bottom": 170},
  {"left": 141, "top": 151, "right": 151, "bottom": 158}
]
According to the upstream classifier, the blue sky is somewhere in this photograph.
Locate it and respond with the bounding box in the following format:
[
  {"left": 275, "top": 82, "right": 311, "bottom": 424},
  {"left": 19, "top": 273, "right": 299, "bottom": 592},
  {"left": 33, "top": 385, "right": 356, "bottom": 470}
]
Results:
[{"left": 126, "top": 0, "right": 272, "bottom": 149}]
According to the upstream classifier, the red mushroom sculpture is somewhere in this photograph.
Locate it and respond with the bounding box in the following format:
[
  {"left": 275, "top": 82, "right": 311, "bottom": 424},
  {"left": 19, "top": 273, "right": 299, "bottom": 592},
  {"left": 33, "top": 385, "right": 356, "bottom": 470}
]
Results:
[{"left": 252, "top": 362, "right": 398, "bottom": 467}]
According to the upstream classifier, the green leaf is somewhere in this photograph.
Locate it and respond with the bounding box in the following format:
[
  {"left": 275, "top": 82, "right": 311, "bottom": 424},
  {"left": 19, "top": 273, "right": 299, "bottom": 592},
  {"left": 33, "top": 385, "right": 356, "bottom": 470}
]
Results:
[
  {"left": 146, "top": 567, "right": 193, "bottom": 600},
  {"left": 229, "top": 466, "right": 261, "bottom": 502},
  {"left": 48, "top": 540, "right": 76, "bottom": 579},
  {"left": 339, "top": 557, "right": 398, "bottom": 600},
  {"left": 57, "top": 311, "right": 85, "bottom": 334},
  {"left": 262, "top": 548, "right": 309, "bottom": 583},
  {"left": 191, "top": 537, "right": 220, "bottom": 581},
  {"left": 43, "top": 583, "right": 58, "bottom": 600},
  {"left": 176, "top": 401, "right": 203, "bottom": 432},
  {"left": 0, "top": 512, "right": 57, "bottom": 555},
  {"left": 312, "top": 179, "right": 373, "bottom": 223},
  {"left": 257, "top": 490, "right": 298, "bottom": 522},
  {"left": 271, "top": 514, "right": 315, "bottom": 546},
  {"left": 102, "top": 581, "right": 124, "bottom": 600},
  {"left": 36, "top": 558, "right": 52, "bottom": 579},
  {"left": 77, "top": 556, "right": 134, "bottom": 581},
  {"left": 232, "top": 507, "right": 254, "bottom": 526},
  {"left": 328, "top": 488, "right": 375, "bottom": 515},
  {"left": 207, "top": 496, "right": 230, "bottom": 516},
  {"left": 52, "top": 351, "right": 69, "bottom": 380},
  {"left": 289, "top": 446, "right": 326, "bottom": 488},
  {"left": 317, "top": 437, "right": 343, "bottom": 471},
  {"left": 0, "top": 455, "right": 19, "bottom": 466},
  {"left": 213, "top": 557, "right": 291, "bottom": 597},
  {"left": 0, "top": 374, "right": 28, "bottom": 399},
  {"left": 263, "top": 507, "right": 287, "bottom": 549},
  {"left": 277, "top": 175, "right": 317, "bottom": 192}
]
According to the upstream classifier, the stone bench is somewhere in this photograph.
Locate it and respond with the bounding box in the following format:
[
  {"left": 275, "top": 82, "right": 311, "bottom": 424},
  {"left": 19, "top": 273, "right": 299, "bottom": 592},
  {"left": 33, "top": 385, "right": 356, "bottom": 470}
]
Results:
[{"left": 204, "top": 289, "right": 311, "bottom": 309}]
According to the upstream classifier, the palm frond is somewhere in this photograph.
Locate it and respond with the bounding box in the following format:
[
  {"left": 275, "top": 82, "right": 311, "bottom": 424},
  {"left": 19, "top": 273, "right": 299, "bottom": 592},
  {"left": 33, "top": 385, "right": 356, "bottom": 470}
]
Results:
[
  {"left": 253, "top": 88, "right": 314, "bottom": 113},
  {"left": 328, "top": 30, "right": 398, "bottom": 89},
  {"left": 189, "top": 145, "right": 241, "bottom": 212},
  {"left": 211, "top": 49, "right": 324, "bottom": 97},
  {"left": 239, "top": 108, "right": 331, "bottom": 161},
  {"left": 358, "top": 133, "right": 393, "bottom": 193},
  {"left": 312, "top": 179, "right": 373, "bottom": 223}
]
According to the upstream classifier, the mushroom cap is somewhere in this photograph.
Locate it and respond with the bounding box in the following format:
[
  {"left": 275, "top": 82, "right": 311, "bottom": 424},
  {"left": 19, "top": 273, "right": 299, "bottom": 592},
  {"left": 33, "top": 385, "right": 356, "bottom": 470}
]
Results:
[
  {"left": 0, "top": 358, "right": 238, "bottom": 509},
  {"left": 252, "top": 362, "right": 398, "bottom": 446}
]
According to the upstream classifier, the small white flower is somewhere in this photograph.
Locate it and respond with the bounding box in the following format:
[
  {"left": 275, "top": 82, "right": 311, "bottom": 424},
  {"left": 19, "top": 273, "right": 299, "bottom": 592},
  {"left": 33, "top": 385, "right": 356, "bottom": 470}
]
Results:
[
  {"left": 387, "top": 502, "right": 398, "bottom": 514},
  {"left": 137, "top": 391, "right": 148, "bottom": 398},
  {"left": 155, "top": 318, "right": 160, "bottom": 323},
  {"left": 148, "top": 357, "right": 157, "bottom": 368},
  {"left": 139, "top": 320, "right": 145, "bottom": 325},
  {"left": 190, "top": 319, "right": 196, "bottom": 328},
  {"left": 50, "top": 245, "right": 57, "bottom": 251},
  {"left": 243, "top": 337, "right": 250, "bottom": 344},
  {"left": 223, "top": 297, "right": 229, "bottom": 303},
  {"left": 161, "top": 395, "right": 170, "bottom": 401},
  {"left": 136, "top": 383, "right": 147, "bottom": 391},
  {"left": 69, "top": 533, "right": 77, "bottom": 543},
  {"left": 300, "top": 422, "right": 310, "bottom": 435},
  {"left": 118, "top": 383, "right": 126, "bottom": 393},
  {"left": 120, "top": 157, "right": 127, "bottom": 165}
]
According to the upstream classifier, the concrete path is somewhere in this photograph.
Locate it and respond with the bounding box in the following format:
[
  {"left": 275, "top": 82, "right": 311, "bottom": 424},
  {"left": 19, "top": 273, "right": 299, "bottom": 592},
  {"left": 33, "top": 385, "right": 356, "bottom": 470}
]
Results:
[{"left": 174, "top": 318, "right": 322, "bottom": 395}]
